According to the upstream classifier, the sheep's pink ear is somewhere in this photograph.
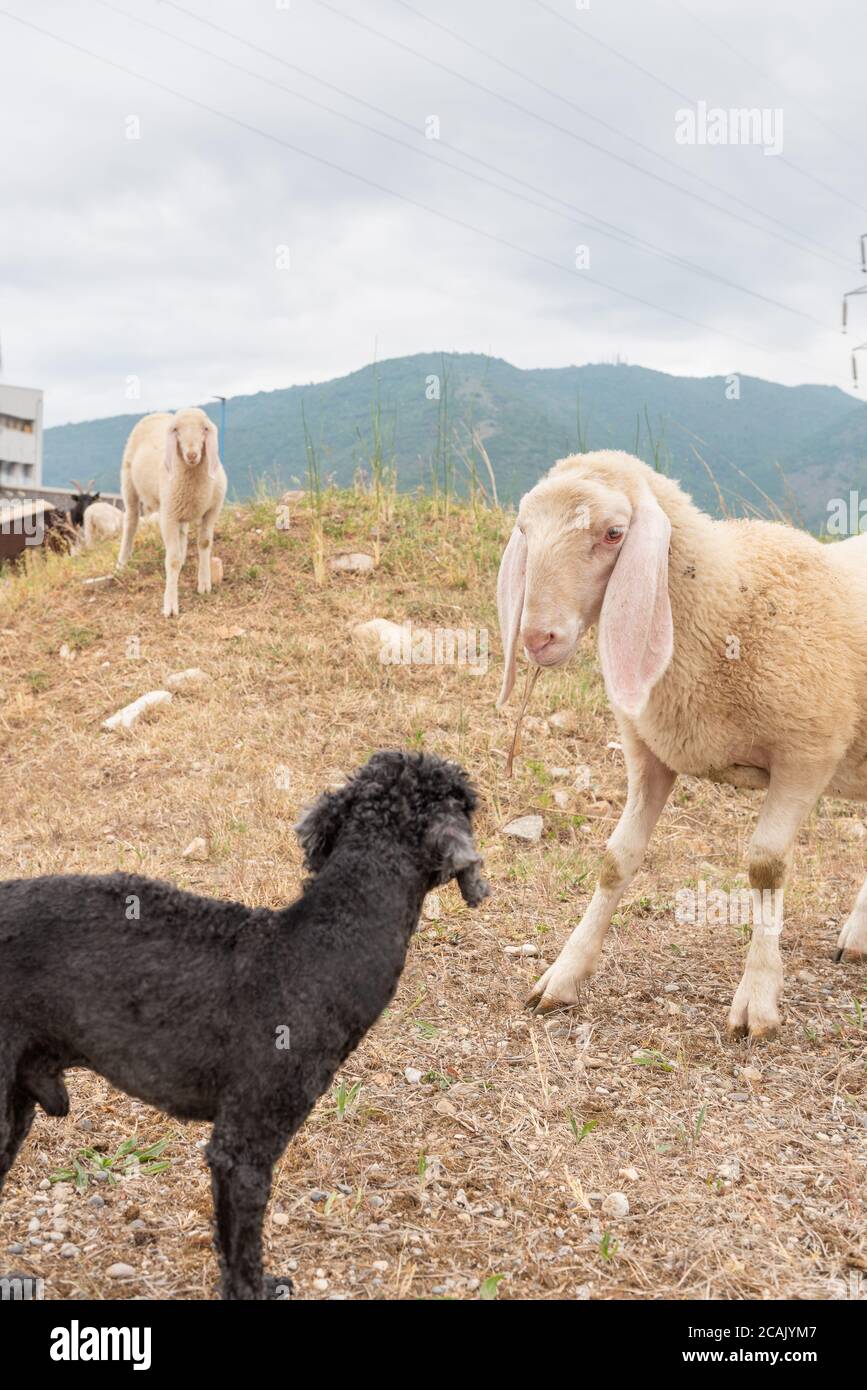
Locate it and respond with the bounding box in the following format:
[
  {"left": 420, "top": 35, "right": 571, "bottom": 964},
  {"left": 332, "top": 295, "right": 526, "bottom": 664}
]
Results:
[
  {"left": 598, "top": 487, "right": 673, "bottom": 718},
  {"left": 164, "top": 426, "right": 177, "bottom": 476},
  {"left": 205, "top": 423, "right": 220, "bottom": 480},
  {"left": 496, "top": 525, "right": 527, "bottom": 707}
]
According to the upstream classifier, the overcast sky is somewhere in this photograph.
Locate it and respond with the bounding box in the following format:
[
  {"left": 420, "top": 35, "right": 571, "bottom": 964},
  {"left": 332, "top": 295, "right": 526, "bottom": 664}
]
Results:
[{"left": 1, "top": 0, "right": 865, "bottom": 426}]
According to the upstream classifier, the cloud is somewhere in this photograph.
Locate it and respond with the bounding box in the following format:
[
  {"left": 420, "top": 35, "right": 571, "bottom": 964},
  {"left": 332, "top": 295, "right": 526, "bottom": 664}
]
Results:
[{"left": 1, "top": 0, "right": 864, "bottom": 426}]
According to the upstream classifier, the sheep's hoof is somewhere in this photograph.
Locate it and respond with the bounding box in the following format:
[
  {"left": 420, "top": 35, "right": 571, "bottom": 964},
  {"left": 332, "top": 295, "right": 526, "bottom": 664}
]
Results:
[
  {"left": 835, "top": 919, "right": 867, "bottom": 962},
  {"left": 264, "top": 1274, "right": 294, "bottom": 1301},
  {"left": 525, "top": 968, "right": 580, "bottom": 1016},
  {"left": 726, "top": 999, "right": 780, "bottom": 1042}
]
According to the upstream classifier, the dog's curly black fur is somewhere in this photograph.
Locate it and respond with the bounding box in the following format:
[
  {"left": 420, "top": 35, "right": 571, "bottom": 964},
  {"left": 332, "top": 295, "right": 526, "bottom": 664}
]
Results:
[{"left": 0, "top": 751, "right": 488, "bottom": 1299}]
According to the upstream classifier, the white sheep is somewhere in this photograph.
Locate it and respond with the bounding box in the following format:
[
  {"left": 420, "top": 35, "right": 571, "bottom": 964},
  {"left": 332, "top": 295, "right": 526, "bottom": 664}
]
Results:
[
  {"left": 497, "top": 449, "right": 867, "bottom": 1039},
  {"left": 116, "top": 407, "right": 227, "bottom": 618},
  {"left": 83, "top": 500, "right": 123, "bottom": 548}
]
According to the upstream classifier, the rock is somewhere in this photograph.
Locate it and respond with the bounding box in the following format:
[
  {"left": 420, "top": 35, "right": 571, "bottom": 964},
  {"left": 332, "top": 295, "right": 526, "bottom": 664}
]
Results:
[
  {"left": 372, "top": 1259, "right": 389, "bottom": 1272},
  {"left": 181, "top": 837, "right": 209, "bottom": 862},
  {"left": 312, "top": 1278, "right": 329, "bottom": 1291},
  {"left": 434, "top": 1098, "right": 457, "bottom": 1118},
  {"left": 210, "top": 556, "right": 224, "bottom": 586},
  {"left": 51, "top": 1184, "right": 73, "bottom": 1200},
  {"left": 103, "top": 690, "right": 172, "bottom": 732},
  {"left": 309, "top": 1189, "right": 328, "bottom": 1203},
  {"left": 553, "top": 789, "right": 572, "bottom": 810},
  {"left": 618, "top": 1167, "right": 640, "bottom": 1182},
  {"left": 600, "top": 1192, "right": 629, "bottom": 1220},
  {"left": 717, "top": 1157, "right": 741, "bottom": 1183},
  {"left": 404, "top": 1067, "right": 424, "bottom": 1085},
  {"left": 59, "top": 1244, "right": 80, "bottom": 1259},
  {"left": 330, "top": 552, "right": 375, "bottom": 574},
  {"left": 272, "top": 1213, "right": 290, "bottom": 1227},
  {"left": 28, "top": 1218, "right": 40, "bottom": 1233},
  {"left": 548, "top": 710, "right": 578, "bottom": 734},
  {"left": 88, "top": 1195, "right": 105, "bottom": 1209},
  {"left": 352, "top": 618, "right": 404, "bottom": 656},
  {"left": 742, "top": 1065, "right": 762, "bottom": 1086},
  {"left": 549, "top": 767, "right": 571, "bottom": 780},
  {"left": 574, "top": 1284, "right": 592, "bottom": 1300},
  {"left": 502, "top": 814, "right": 543, "bottom": 843},
  {"left": 82, "top": 574, "right": 115, "bottom": 589},
  {"left": 106, "top": 1263, "right": 135, "bottom": 1279},
  {"left": 165, "top": 668, "right": 207, "bottom": 691},
  {"left": 423, "top": 894, "right": 442, "bottom": 921},
  {"left": 504, "top": 943, "right": 539, "bottom": 957},
  {"left": 7, "top": 1243, "right": 24, "bottom": 1255},
  {"left": 59, "top": 643, "right": 74, "bottom": 662}
]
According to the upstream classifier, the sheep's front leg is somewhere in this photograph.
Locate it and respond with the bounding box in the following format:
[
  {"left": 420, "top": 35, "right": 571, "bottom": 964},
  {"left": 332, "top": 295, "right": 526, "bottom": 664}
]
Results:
[
  {"left": 728, "top": 761, "right": 833, "bottom": 1040},
  {"left": 527, "top": 733, "right": 676, "bottom": 1015},
  {"left": 836, "top": 875, "right": 867, "bottom": 961},
  {"left": 162, "top": 517, "right": 183, "bottom": 618},
  {"left": 196, "top": 505, "right": 219, "bottom": 595}
]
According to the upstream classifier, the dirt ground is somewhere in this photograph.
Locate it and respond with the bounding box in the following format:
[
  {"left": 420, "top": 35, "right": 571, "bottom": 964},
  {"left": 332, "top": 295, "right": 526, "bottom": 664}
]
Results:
[{"left": 1, "top": 491, "right": 865, "bottom": 1300}]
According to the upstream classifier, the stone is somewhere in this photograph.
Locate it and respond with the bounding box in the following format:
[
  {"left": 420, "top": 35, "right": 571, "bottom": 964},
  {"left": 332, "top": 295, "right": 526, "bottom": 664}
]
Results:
[
  {"left": 502, "top": 815, "right": 543, "bottom": 843},
  {"left": 329, "top": 552, "right": 375, "bottom": 574}
]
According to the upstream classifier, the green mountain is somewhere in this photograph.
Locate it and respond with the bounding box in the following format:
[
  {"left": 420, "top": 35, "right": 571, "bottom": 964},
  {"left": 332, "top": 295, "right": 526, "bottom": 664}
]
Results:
[{"left": 43, "top": 354, "right": 867, "bottom": 526}]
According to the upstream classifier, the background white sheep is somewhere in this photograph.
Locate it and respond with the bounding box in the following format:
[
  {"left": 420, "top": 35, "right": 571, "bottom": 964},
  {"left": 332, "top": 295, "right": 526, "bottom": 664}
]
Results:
[
  {"left": 116, "top": 407, "right": 227, "bottom": 618},
  {"left": 82, "top": 500, "right": 122, "bottom": 549},
  {"left": 498, "top": 449, "right": 867, "bottom": 1040}
]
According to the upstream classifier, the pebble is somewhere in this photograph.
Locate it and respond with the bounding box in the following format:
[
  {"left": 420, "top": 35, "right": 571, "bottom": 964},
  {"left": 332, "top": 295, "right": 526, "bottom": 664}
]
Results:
[
  {"left": 504, "top": 943, "right": 539, "bottom": 957},
  {"left": 600, "top": 1192, "right": 629, "bottom": 1219},
  {"left": 182, "top": 837, "right": 209, "bottom": 861},
  {"left": 28, "top": 1218, "right": 40, "bottom": 1233},
  {"left": 552, "top": 789, "right": 572, "bottom": 810},
  {"left": 548, "top": 710, "right": 578, "bottom": 733},
  {"left": 166, "top": 668, "right": 208, "bottom": 692},
  {"left": 309, "top": 1189, "right": 328, "bottom": 1203},
  {"left": 330, "top": 552, "right": 375, "bottom": 574},
  {"left": 618, "top": 1167, "right": 640, "bottom": 1182},
  {"left": 88, "top": 1195, "right": 105, "bottom": 1209},
  {"left": 272, "top": 1214, "right": 290, "bottom": 1227},
  {"left": 423, "top": 894, "right": 442, "bottom": 921},
  {"left": 312, "top": 1277, "right": 329, "bottom": 1292},
  {"left": 372, "top": 1260, "right": 389, "bottom": 1272},
  {"left": 103, "top": 690, "right": 172, "bottom": 732},
  {"left": 502, "top": 814, "right": 543, "bottom": 843},
  {"left": 107, "top": 1263, "right": 135, "bottom": 1278},
  {"left": 352, "top": 618, "right": 403, "bottom": 653},
  {"left": 7, "top": 1243, "right": 24, "bottom": 1255},
  {"left": 404, "top": 1067, "right": 424, "bottom": 1085},
  {"left": 717, "top": 1158, "right": 741, "bottom": 1183},
  {"left": 60, "top": 1244, "right": 80, "bottom": 1259}
]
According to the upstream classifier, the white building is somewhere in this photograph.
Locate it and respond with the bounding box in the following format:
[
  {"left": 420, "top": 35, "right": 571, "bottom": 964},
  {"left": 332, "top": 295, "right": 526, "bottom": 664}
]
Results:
[{"left": 0, "top": 383, "right": 43, "bottom": 490}]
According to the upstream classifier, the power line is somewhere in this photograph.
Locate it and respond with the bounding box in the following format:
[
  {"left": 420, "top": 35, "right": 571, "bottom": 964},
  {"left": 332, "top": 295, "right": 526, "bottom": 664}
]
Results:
[
  {"left": 669, "top": 0, "right": 863, "bottom": 162},
  {"left": 0, "top": 6, "right": 835, "bottom": 376},
  {"left": 528, "top": 0, "right": 867, "bottom": 216},
  {"left": 313, "top": 0, "right": 851, "bottom": 272},
  {"left": 109, "top": 0, "right": 830, "bottom": 330}
]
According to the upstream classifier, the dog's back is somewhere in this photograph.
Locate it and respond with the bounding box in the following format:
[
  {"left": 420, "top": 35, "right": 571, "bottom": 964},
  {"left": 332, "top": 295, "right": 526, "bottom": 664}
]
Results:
[{"left": 0, "top": 873, "right": 255, "bottom": 1121}]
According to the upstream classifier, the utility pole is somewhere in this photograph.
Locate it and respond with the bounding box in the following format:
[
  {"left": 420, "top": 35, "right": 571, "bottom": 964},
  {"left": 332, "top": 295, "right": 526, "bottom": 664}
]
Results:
[{"left": 841, "top": 235, "right": 867, "bottom": 386}]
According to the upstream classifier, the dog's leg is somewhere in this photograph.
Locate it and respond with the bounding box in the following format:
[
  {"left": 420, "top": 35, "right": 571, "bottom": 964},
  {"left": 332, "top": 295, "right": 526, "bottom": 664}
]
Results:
[
  {"left": 0, "top": 1080, "right": 36, "bottom": 1196},
  {"left": 207, "top": 1122, "right": 280, "bottom": 1300}
]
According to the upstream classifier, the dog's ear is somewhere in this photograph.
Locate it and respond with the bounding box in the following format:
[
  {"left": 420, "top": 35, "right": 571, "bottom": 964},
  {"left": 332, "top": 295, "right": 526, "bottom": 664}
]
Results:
[
  {"left": 294, "top": 786, "right": 351, "bottom": 872},
  {"left": 427, "top": 812, "right": 490, "bottom": 906}
]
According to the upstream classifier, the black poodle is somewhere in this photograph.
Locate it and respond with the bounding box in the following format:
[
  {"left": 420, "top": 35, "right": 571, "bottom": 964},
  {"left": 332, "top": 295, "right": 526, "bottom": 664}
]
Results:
[{"left": 0, "top": 751, "right": 489, "bottom": 1299}]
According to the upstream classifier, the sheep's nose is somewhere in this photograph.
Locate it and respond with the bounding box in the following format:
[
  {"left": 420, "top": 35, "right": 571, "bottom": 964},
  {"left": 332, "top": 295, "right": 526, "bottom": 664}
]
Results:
[
  {"left": 185, "top": 450, "right": 199, "bottom": 463},
  {"left": 523, "top": 628, "right": 558, "bottom": 658}
]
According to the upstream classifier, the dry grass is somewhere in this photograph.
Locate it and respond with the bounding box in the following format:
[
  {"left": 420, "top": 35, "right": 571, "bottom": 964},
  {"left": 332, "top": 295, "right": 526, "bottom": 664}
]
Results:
[{"left": 0, "top": 491, "right": 865, "bottom": 1301}]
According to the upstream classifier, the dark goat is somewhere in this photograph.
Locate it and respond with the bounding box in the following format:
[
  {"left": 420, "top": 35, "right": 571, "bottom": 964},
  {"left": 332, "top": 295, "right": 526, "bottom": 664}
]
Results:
[{"left": 0, "top": 751, "right": 490, "bottom": 1299}]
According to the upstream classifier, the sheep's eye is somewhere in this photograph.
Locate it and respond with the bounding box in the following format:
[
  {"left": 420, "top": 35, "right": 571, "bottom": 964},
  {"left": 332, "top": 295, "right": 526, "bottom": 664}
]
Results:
[{"left": 605, "top": 526, "right": 625, "bottom": 545}]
